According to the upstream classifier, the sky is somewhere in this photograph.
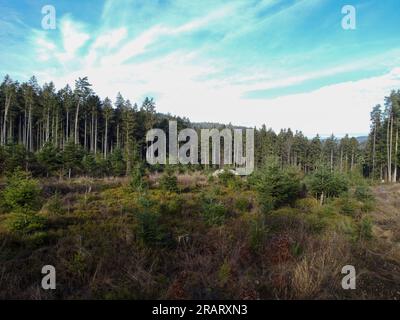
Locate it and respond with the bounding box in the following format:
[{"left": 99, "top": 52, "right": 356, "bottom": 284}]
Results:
[{"left": 1, "top": 0, "right": 400, "bottom": 137}]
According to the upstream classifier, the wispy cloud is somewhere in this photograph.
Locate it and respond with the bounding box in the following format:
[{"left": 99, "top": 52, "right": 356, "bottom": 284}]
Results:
[{"left": 2, "top": 0, "right": 400, "bottom": 136}]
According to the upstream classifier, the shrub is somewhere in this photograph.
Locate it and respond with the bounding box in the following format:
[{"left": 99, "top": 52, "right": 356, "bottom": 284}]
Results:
[
  {"left": 2, "top": 170, "right": 42, "bottom": 213},
  {"left": 201, "top": 197, "right": 227, "bottom": 226},
  {"left": 129, "top": 163, "right": 148, "bottom": 192},
  {"left": 5, "top": 212, "right": 46, "bottom": 234},
  {"left": 235, "top": 196, "right": 251, "bottom": 212},
  {"left": 295, "top": 198, "right": 319, "bottom": 213},
  {"left": 354, "top": 186, "right": 374, "bottom": 202},
  {"left": 44, "top": 192, "right": 66, "bottom": 215},
  {"left": 159, "top": 166, "right": 178, "bottom": 192},
  {"left": 334, "top": 196, "right": 360, "bottom": 217},
  {"left": 252, "top": 162, "right": 302, "bottom": 212},
  {"left": 357, "top": 217, "right": 373, "bottom": 241},
  {"left": 249, "top": 215, "right": 268, "bottom": 252},
  {"left": 157, "top": 194, "right": 183, "bottom": 216},
  {"left": 306, "top": 167, "right": 349, "bottom": 203},
  {"left": 136, "top": 196, "right": 173, "bottom": 247},
  {"left": 218, "top": 170, "right": 237, "bottom": 187}
]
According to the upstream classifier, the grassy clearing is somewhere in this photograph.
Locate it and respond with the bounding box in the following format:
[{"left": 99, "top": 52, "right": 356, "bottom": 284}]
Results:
[{"left": 0, "top": 173, "right": 399, "bottom": 299}]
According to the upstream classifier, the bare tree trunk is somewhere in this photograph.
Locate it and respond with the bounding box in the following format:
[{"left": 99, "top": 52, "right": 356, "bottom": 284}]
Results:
[
  {"left": 125, "top": 125, "right": 131, "bottom": 176},
  {"left": 55, "top": 111, "right": 59, "bottom": 147},
  {"left": 104, "top": 117, "right": 108, "bottom": 158},
  {"left": 66, "top": 110, "right": 69, "bottom": 142},
  {"left": 46, "top": 108, "right": 50, "bottom": 142},
  {"left": 340, "top": 148, "right": 343, "bottom": 172},
  {"left": 387, "top": 113, "right": 392, "bottom": 182},
  {"left": 351, "top": 149, "right": 354, "bottom": 171},
  {"left": 84, "top": 116, "right": 87, "bottom": 150},
  {"left": 91, "top": 111, "right": 94, "bottom": 152},
  {"left": 372, "top": 126, "right": 376, "bottom": 179},
  {"left": 94, "top": 115, "right": 98, "bottom": 155},
  {"left": 28, "top": 103, "right": 33, "bottom": 151},
  {"left": 393, "top": 125, "right": 398, "bottom": 183},
  {"left": 390, "top": 114, "right": 394, "bottom": 182},
  {"left": 2, "top": 92, "right": 12, "bottom": 145},
  {"left": 116, "top": 124, "right": 120, "bottom": 149},
  {"left": 74, "top": 100, "right": 80, "bottom": 144}
]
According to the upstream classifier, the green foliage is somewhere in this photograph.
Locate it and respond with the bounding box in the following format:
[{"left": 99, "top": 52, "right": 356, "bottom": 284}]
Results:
[
  {"left": 201, "top": 196, "right": 227, "bottom": 226},
  {"left": 135, "top": 196, "right": 173, "bottom": 248},
  {"left": 82, "top": 153, "right": 97, "bottom": 176},
  {"left": 109, "top": 148, "right": 126, "bottom": 176},
  {"left": 218, "top": 260, "right": 231, "bottom": 285},
  {"left": 0, "top": 144, "right": 35, "bottom": 175},
  {"left": 44, "top": 192, "right": 66, "bottom": 215},
  {"left": 354, "top": 185, "right": 374, "bottom": 202},
  {"left": 37, "top": 143, "right": 62, "bottom": 176},
  {"left": 335, "top": 195, "right": 359, "bottom": 217},
  {"left": 218, "top": 170, "right": 236, "bottom": 186},
  {"left": 307, "top": 167, "right": 349, "bottom": 201},
  {"left": 159, "top": 166, "right": 178, "bottom": 192},
  {"left": 291, "top": 242, "right": 303, "bottom": 257},
  {"left": 63, "top": 141, "right": 84, "bottom": 177},
  {"left": 235, "top": 196, "right": 251, "bottom": 212},
  {"left": 5, "top": 212, "right": 46, "bottom": 234},
  {"left": 249, "top": 215, "right": 268, "bottom": 252},
  {"left": 2, "top": 170, "right": 42, "bottom": 213},
  {"left": 252, "top": 161, "right": 302, "bottom": 212},
  {"left": 157, "top": 193, "right": 183, "bottom": 216},
  {"left": 357, "top": 217, "right": 373, "bottom": 241},
  {"left": 129, "top": 163, "right": 148, "bottom": 192},
  {"left": 295, "top": 197, "right": 319, "bottom": 213}
]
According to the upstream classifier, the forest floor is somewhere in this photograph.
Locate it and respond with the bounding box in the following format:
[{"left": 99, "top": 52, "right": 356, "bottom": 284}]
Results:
[
  {"left": 1, "top": 174, "right": 400, "bottom": 299},
  {"left": 357, "top": 184, "right": 400, "bottom": 299}
]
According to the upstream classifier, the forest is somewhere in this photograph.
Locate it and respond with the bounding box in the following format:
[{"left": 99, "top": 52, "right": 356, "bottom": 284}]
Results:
[
  {"left": 0, "top": 74, "right": 400, "bottom": 299},
  {"left": 0, "top": 75, "right": 399, "bottom": 181}
]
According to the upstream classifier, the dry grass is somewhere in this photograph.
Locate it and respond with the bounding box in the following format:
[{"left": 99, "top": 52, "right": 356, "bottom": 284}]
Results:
[{"left": 291, "top": 233, "right": 349, "bottom": 299}]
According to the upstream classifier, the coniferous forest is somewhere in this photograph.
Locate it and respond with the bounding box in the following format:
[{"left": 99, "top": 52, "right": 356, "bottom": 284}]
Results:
[
  {"left": 1, "top": 74, "right": 399, "bottom": 180},
  {"left": 1, "top": 74, "right": 400, "bottom": 299}
]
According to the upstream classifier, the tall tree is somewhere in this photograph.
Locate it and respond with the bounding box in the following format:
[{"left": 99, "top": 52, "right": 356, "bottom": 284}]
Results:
[{"left": 73, "top": 77, "right": 92, "bottom": 145}]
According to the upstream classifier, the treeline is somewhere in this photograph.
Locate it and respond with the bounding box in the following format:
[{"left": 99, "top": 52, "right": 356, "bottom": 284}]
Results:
[
  {"left": 0, "top": 74, "right": 398, "bottom": 181},
  {"left": 0, "top": 75, "right": 190, "bottom": 177},
  {"left": 365, "top": 90, "right": 400, "bottom": 182}
]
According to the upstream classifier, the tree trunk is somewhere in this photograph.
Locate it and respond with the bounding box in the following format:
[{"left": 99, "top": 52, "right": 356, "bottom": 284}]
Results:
[
  {"left": 66, "top": 110, "right": 69, "bottom": 142},
  {"left": 387, "top": 113, "right": 392, "bottom": 182},
  {"left": 94, "top": 115, "right": 98, "bottom": 155},
  {"left": 84, "top": 116, "right": 87, "bottom": 150},
  {"left": 393, "top": 125, "right": 398, "bottom": 183},
  {"left": 74, "top": 100, "right": 81, "bottom": 144},
  {"left": 104, "top": 117, "right": 108, "bottom": 158},
  {"left": 340, "top": 148, "right": 343, "bottom": 172},
  {"left": 116, "top": 124, "right": 120, "bottom": 149},
  {"left": 372, "top": 126, "right": 376, "bottom": 179},
  {"left": 2, "top": 92, "right": 12, "bottom": 145}
]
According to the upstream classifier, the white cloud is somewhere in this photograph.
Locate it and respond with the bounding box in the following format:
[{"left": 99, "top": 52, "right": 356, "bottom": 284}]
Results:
[
  {"left": 57, "top": 17, "right": 90, "bottom": 62},
  {"left": 27, "top": 3, "right": 400, "bottom": 137}
]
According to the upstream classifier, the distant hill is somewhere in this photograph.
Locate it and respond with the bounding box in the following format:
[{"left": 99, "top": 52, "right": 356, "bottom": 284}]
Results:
[{"left": 356, "top": 136, "right": 368, "bottom": 144}]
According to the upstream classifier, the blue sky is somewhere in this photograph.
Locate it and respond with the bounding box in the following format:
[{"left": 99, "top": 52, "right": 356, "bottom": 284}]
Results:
[{"left": 1, "top": 0, "right": 400, "bottom": 136}]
